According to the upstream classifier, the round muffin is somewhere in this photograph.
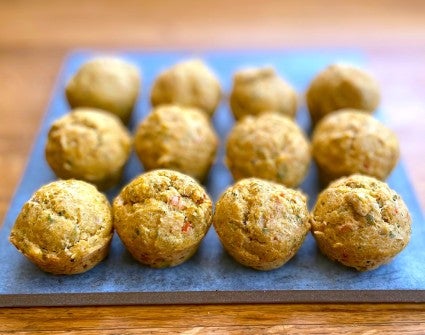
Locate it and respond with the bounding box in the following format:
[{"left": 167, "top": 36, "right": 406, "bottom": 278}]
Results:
[
  {"left": 113, "top": 169, "right": 213, "bottom": 268},
  {"left": 9, "top": 179, "right": 113, "bottom": 275},
  {"left": 312, "top": 109, "right": 399, "bottom": 185},
  {"left": 310, "top": 174, "right": 411, "bottom": 271},
  {"left": 134, "top": 105, "right": 218, "bottom": 181},
  {"left": 213, "top": 178, "right": 310, "bottom": 270},
  {"left": 226, "top": 113, "right": 311, "bottom": 188},
  {"left": 65, "top": 57, "right": 141, "bottom": 123},
  {"left": 306, "top": 63, "right": 380, "bottom": 124},
  {"left": 150, "top": 59, "right": 221, "bottom": 117},
  {"left": 230, "top": 66, "right": 298, "bottom": 120},
  {"left": 45, "top": 108, "right": 132, "bottom": 190}
]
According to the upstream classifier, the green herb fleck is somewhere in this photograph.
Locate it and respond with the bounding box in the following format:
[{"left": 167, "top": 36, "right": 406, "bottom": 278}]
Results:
[
  {"left": 365, "top": 213, "right": 375, "bottom": 225},
  {"left": 262, "top": 227, "right": 269, "bottom": 234},
  {"left": 393, "top": 195, "right": 398, "bottom": 201},
  {"left": 389, "top": 231, "right": 396, "bottom": 238},
  {"left": 47, "top": 214, "right": 54, "bottom": 223}
]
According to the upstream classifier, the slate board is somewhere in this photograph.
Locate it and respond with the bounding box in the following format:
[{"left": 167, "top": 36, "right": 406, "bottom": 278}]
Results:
[{"left": 1, "top": 50, "right": 424, "bottom": 307}]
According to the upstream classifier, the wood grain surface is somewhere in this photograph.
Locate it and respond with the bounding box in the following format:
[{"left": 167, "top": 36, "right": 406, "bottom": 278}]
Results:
[{"left": 1, "top": 0, "right": 425, "bottom": 333}]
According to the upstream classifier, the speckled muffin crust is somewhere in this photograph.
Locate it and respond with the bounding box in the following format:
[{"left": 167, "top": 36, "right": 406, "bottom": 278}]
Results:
[
  {"left": 9, "top": 179, "right": 113, "bottom": 275},
  {"left": 134, "top": 105, "right": 218, "bottom": 181},
  {"left": 230, "top": 66, "right": 298, "bottom": 120},
  {"left": 312, "top": 109, "right": 399, "bottom": 185},
  {"left": 213, "top": 178, "right": 310, "bottom": 270},
  {"left": 226, "top": 113, "right": 311, "bottom": 188},
  {"left": 45, "top": 108, "right": 132, "bottom": 190},
  {"left": 65, "top": 57, "right": 141, "bottom": 123},
  {"left": 306, "top": 63, "right": 380, "bottom": 124},
  {"left": 113, "top": 169, "right": 213, "bottom": 268},
  {"left": 310, "top": 174, "right": 411, "bottom": 271},
  {"left": 150, "top": 59, "right": 221, "bottom": 117}
]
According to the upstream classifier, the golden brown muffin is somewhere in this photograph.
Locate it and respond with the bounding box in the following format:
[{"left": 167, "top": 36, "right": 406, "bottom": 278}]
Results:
[
  {"left": 150, "top": 59, "right": 221, "bottom": 117},
  {"left": 9, "top": 179, "right": 113, "bottom": 275},
  {"left": 45, "top": 108, "right": 132, "bottom": 190},
  {"left": 65, "top": 57, "right": 141, "bottom": 123},
  {"left": 134, "top": 105, "right": 218, "bottom": 181},
  {"left": 113, "top": 169, "right": 213, "bottom": 268},
  {"left": 226, "top": 113, "right": 311, "bottom": 188},
  {"left": 230, "top": 66, "right": 298, "bottom": 120},
  {"left": 213, "top": 178, "right": 310, "bottom": 270},
  {"left": 312, "top": 109, "right": 399, "bottom": 185},
  {"left": 306, "top": 63, "right": 380, "bottom": 124},
  {"left": 310, "top": 174, "right": 411, "bottom": 271}
]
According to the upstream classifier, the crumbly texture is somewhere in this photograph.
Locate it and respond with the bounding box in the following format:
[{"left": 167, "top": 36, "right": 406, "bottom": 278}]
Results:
[
  {"left": 230, "top": 66, "right": 298, "bottom": 120},
  {"left": 9, "top": 180, "right": 113, "bottom": 275},
  {"left": 134, "top": 105, "right": 218, "bottom": 181},
  {"left": 45, "top": 109, "right": 132, "bottom": 190},
  {"left": 312, "top": 109, "right": 399, "bottom": 184},
  {"left": 65, "top": 57, "right": 141, "bottom": 123},
  {"left": 213, "top": 178, "right": 310, "bottom": 270},
  {"left": 113, "top": 169, "right": 213, "bottom": 268},
  {"left": 306, "top": 63, "right": 380, "bottom": 124},
  {"left": 226, "top": 113, "right": 311, "bottom": 188},
  {"left": 310, "top": 174, "right": 411, "bottom": 271},
  {"left": 150, "top": 59, "right": 221, "bottom": 117}
]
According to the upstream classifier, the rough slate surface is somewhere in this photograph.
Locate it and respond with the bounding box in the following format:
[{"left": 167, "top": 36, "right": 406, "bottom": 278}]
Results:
[{"left": 1, "top": 50, "right": 424, "bottom": 307}]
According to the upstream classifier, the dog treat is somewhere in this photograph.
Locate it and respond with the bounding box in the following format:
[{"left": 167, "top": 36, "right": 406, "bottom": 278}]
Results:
[{"left": 9, "top": 179, "right": 113, "bottom": 275}]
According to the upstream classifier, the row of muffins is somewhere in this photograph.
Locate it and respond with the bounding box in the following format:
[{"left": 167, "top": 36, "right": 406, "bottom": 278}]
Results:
[
  {"left": 9, "top": 56, "right": 411, "bottom": 275},
  {"left": 47, "top": 56, "right": 398, "bottom": 190},
  {"left": 9, "top": 171, "right": 411, "bottom": 274}
]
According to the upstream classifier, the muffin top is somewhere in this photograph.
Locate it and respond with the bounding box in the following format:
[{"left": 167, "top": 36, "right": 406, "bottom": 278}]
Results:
[
  {"left": 134, "top": 105, "right": 218, "bottom": 181},
  {"left": 9, "top": 179, "right": 112, "bottom": 263},
  {"left": 213, "top": 178, "right": 310, "bottom": 270},
  {"left": 150, "top": 58, "right": 221, "bottom": 116},
  {"left": 65, "top": 57, "right": 141, "bottom": 122},
  {"left": 311, "top": 174, "right": 411, "bottom": 271},
  {"left": 226, "top": 113, "right": 311, "bottom": 188},
  {"left": 312, "top": 109, "right": 399, "bottom": 182},
  {"left": 230, "top": 66, "right": 298, "bottom": 120},
  {"left": 113, "top": 169, "right": 213, "bottom": 255},
  {"left": 306, "top": 63, "right": 380, "bottom": 124}
]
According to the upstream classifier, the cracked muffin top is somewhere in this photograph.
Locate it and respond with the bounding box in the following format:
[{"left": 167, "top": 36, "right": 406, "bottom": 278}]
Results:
[
  {"left": 113, "top": 169, "right": 213, "bottom": 268},
  {"left": 310, "top": 174, "right": 411, "bottom": 271},
  {"left": 9, "top": 179, "right": 113, "bottom": 275},
  {"left": 213, "top": 178, "right": 310, "bottom": 270}
]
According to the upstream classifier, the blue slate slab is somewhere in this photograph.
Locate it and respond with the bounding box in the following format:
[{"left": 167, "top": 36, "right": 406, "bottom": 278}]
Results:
[{"left": 1, "top": 50, "right": 424, "bottom": 306}]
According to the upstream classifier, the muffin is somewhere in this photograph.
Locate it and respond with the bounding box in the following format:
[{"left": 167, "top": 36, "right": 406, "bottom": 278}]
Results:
[
  {"left": 113, "top": 169, "right": 213, "bottom": 268},
  {"left": 213, "top": 178, "right": 310, "bottom": 270},
  {"left": 226, "top": 113, "right": 311, "bottom": 188},
  {"left": 306, "top": 63, "right": 380, "bottom": 124},
  {"left": 134, "top": 105, "right": 218, "bottom": 181},
  {"left": 65, "top": 57, "right": 141, "bottom": 123},
  {"left": 230, "top": 66, "right": 298, "bottom": 120},
  {"left": 9, "top": 179, "right": 113, "bottom": 275},
  {"left": 150, "top": 59, "right": 221, "bottom": 117},
  {"left": 312, "top": 109, "right": 399, "bottom": 185},
  {"left": 310, "top": 174, "right": 411, "bottom": 271},
  {"left": 45, "top": 108, "right": 132, "bottom": 190}
]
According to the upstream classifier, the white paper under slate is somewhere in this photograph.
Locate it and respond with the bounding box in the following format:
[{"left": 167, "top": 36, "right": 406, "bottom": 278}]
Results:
[{"left": 0, "top": 50, "right": 424, "bottom": 307}]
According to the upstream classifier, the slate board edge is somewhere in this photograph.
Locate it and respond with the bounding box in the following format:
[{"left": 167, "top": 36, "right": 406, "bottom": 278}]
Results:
[{"left": 1, "top": 289, "right": 425, "bottom": 307}]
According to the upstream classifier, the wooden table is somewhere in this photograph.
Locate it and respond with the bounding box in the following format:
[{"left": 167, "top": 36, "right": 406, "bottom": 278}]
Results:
[{"left": 1, "top": 1, "right": 425, "bottom": 333}]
